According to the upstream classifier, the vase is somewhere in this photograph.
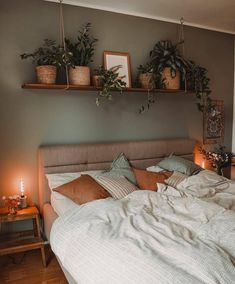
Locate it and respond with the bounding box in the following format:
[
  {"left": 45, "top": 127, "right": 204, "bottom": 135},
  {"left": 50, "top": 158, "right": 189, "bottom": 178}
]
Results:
[
  {"left": 69, "top": 66, "right": 91, "bottom": 85},
  {"left": 36, "top": 65, "right": 57, "bottom": 84},
  {"left": 161, "top": 67, "right": 180, "bottom": 90}
]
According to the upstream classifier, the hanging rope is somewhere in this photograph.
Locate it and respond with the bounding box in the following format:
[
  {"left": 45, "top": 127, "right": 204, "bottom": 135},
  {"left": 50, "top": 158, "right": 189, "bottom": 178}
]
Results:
[
  {"left": 178, "top": 17, "right": 187, "bottom": 92},
  {"left": 59, "top": 0, "right": 70, "bottom": 89}
]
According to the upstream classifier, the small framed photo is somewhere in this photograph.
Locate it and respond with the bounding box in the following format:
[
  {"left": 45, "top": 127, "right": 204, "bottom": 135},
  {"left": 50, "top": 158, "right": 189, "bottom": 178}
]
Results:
[
  {"left": 104, "top": 51, "right": 132, "bottom": 87},
  {"left": 203, "top": 100, "right": 224, "bottom": 144}
]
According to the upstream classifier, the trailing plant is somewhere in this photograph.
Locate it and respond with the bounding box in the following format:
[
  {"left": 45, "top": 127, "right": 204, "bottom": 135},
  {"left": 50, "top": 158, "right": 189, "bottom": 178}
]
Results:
[
  {"left": 20, "top": 39, "right": 72, "bottom": 67},
  {"left": 94, "top": 65, "right": 126, "bottom": 106},
  {"left": 186, "top": 60, "right": 212, "bottom": 112},
  {"left": 65, "top": 23, "right": 98, "bottom": 67},
  {"left": 138, "top": 62, "right": 154, "bottom": 74},
  {"left": 150, "top": 40, "right": 188, "bottom": 80}
]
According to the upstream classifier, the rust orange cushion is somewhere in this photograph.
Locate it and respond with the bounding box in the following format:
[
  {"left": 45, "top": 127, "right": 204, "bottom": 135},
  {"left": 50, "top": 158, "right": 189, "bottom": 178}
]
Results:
[
  {"left": 53, "top": 175, "right": 111, "bottom": 205},
  {"left": 133, "top": 168, "right": 172, "bottom": 191}
]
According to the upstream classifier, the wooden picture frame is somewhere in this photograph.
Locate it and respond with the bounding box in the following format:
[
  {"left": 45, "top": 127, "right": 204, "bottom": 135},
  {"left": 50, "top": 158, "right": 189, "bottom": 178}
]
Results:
[
  {"left": 103, "top": 51, "right": 132, "bottom": 87},
  {"left": 203, "top": 100, "right": 224, "bottom": 144}
]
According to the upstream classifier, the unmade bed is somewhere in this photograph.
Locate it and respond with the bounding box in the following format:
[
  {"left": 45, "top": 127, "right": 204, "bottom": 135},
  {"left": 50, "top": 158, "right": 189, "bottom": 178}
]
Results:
[{"left": 38, "top": 138, "right": 235, "bottom": 284}]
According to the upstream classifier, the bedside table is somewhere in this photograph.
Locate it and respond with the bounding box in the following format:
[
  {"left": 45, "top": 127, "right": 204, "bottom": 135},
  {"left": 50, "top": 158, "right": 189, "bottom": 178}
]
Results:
[{"left": 0, "top": 206, "right": 46, "bottom": 266}]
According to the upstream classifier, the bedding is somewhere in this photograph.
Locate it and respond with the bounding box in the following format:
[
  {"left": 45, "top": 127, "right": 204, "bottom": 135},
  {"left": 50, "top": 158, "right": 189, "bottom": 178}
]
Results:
[
  {"left": 51, "top": 169, "right": 235, "bottom": 284},
  {"left": 51, "top": 191, "right": 78, "bottom": 216},
  {"left": 102, "top": 152, "right": 137, "bottom": 184},
  {"left": 95, "top": 175, "right": 137, "bottom": 199},
  {"left": 158, "top": 155, "right": 202, "bottom": 175},
  {"left": 133, "top": 168, "right": 172, "bottom": 191},
  {"left": 54, "top": 175, "right": 111, "bottom": 205}
]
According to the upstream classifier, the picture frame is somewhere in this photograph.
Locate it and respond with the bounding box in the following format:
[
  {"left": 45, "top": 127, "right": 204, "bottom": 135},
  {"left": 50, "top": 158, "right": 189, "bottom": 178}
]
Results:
[
  {"left": 203, "top": 100, "right": 224, "bottom": 144},
  {"left": 103, "top": 51, "right": 132, "bottom": 87}
]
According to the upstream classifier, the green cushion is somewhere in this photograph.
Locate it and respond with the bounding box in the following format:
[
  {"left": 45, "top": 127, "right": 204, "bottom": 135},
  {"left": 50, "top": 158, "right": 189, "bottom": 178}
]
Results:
[
  {"left": 158, "top": 155, "right": 202, "bottom": 176},
  {"left": 102, "top": 153, "right": 137, "bottom": 184}
]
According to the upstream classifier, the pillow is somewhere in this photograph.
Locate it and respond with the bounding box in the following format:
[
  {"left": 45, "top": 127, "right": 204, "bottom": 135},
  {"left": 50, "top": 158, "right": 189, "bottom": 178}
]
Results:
[
  {"left": 95, "top": 175, "right": 137, "bottom": 199},
  {"left": 146, "top": 165, "right": 165, "bottom": 173},
  {"left": 53, "top": 175, "right": 111, "bottom": 205},
  {"left": 46, "top": 170, "right": 103, "bottom": 190},
  {"left": 164, "top": 171, "right": 188, "bottom": 188},
  {"left": 102, "top": 153, "right": 136, "bottom": 184},
  {"left": 158, "top": 155, "right": 202, "bottom": 176},
  {"left": 133, "top": 168, "right": 172, "bottom": 191}
]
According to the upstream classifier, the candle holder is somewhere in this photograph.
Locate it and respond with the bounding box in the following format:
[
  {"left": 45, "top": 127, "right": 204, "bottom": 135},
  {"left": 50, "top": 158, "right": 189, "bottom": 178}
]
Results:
[{"left": 19, "top": 195, "right": 27, "bottom": 209}]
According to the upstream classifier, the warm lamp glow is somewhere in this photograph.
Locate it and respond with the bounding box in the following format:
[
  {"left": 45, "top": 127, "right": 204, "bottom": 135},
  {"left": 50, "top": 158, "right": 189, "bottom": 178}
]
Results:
[
  {"left": 20, "top": 177, "right": 24, "bottom": 197},
  {"left": 202, "top": 160, "right": 205, "bottom": 169}
]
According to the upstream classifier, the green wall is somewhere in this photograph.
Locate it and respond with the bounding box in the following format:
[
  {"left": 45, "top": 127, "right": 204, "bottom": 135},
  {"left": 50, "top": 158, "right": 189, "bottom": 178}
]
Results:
[{"left": 0, "top": 0, "right": 234, "bottom": 205}]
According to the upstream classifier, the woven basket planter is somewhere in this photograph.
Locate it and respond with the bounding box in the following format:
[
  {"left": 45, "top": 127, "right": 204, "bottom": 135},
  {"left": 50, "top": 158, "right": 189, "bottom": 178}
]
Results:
[
  {"left": 69, "top": 66, "right": 91, "bottom": 85},
  {"left": 36, "top": 65, "right": 56, "bottom": 84},
  {"left": 92, "top": 75, "right": 103, "bottom": 87},
  {"left": 139, "top": 73, "right": 154, "bottom": 89},
  {"left": 162, "top": 67, "right": 180, "bottom": 90}
]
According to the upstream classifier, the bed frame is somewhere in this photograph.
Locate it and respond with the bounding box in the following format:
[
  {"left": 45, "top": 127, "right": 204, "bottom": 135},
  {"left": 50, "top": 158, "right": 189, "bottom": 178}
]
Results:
[{"left": 38, "top": 138, "right": 196, "bottom": 283}]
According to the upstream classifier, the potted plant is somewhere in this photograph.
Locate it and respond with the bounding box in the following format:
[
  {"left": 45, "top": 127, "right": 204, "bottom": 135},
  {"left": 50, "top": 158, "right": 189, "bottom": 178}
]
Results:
[
  {"left": 186, "top": 60, "right": 212, "bottom": 112},
  {"left": 150, "top": 40, "right": 188, "bottom": 90},
  {"left": 20, "top": 39, "right": 71, "bottom": 84},
  {"left": 94, "top": 65, "right": 126, "bottom": 106},
  {"left": 137, "top": 63, "right": 155, "bottom": 89},
  {"left": 65, "top": 23, "right": 98, "bottom": 86}
]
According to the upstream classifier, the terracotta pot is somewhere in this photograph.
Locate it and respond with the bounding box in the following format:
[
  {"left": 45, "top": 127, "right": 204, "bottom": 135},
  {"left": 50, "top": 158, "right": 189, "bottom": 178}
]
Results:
[
  {"left": 162, "top": 67, "right": 180, "bottom": 90},
  {"left": 69, "top": 66, "right": 91, "bottom": 85},
  {"left": 36, "top": 65, "right": 56, "bottom": 84},
  {"left": 92, "top": 75, "right": 103, "bottom": 87},
  {"left": 138, "top": 73, "right": 154, "bottom": 89}
]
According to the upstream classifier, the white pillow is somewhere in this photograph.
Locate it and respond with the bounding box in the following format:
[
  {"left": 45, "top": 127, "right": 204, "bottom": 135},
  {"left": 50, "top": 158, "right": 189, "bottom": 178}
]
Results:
[
  {"left": 146, "top": 165, "right": 165, "bottom": 173},
  {"left": 46, "top": 170, "right": 103, "bottom": 191},
  {"left": 95, "top": 175, "right": 137, "bottom": 199},
  {"left": 51, "top": 191, "right": 78, "bottom": 216}
]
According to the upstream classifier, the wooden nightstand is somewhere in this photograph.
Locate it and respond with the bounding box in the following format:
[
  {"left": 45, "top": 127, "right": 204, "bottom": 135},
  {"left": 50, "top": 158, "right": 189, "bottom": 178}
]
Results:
[{"left": 0, "top": 206, "right": 46, "bottom": 266}]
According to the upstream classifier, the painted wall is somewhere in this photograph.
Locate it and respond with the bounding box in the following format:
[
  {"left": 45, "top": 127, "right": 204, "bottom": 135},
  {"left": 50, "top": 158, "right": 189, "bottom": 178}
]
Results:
[{"left": 0, "top": 0, "right": 234, "bottom": 205}]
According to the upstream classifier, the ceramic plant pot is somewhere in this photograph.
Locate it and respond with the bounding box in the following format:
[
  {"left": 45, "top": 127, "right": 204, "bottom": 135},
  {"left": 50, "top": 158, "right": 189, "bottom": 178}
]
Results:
[
  {"left": 139, "top": 73, "right": 155, "bottom": 89},
  {"left": 162, "top": 67, "right": 180, "bottom": 90}
]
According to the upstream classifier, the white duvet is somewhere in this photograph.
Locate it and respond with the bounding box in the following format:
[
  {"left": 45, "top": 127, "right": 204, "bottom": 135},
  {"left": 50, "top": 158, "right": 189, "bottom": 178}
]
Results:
[{"left": 50, "top": 170, "right": 235, "bottom": 284}]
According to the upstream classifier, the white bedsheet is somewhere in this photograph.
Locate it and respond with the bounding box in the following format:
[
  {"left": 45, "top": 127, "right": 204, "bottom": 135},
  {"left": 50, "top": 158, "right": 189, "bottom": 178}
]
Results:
[{"left": 50, "top": 170, "right": 235, "bottom": 284}]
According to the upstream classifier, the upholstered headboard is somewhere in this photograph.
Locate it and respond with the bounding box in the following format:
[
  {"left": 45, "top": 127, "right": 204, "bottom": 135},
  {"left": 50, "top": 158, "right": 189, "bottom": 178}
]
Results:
[{"left": 38, "top": 138, "right": 196, "bottom": 212}]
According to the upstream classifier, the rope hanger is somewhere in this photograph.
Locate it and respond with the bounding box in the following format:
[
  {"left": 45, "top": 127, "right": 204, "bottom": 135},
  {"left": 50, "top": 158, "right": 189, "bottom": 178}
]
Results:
[
  {"left": 178, "top": 17, "right": 187, "bottom": 92},
  {"left": 59, "top": 0, "right": 70, "bottom": 89}
]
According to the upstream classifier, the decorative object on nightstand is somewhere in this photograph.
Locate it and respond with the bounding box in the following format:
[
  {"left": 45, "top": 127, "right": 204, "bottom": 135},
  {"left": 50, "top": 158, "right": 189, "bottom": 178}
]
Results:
[
  {"left": 0, "top": 206, "right": 46, "bottom": 267},
  {"left": 2, "top": 195, "right": 20, "bottom": 215},
  {"left": 200, "top": 145, "right": 233, "bottom": 176},
  {"left": 19, "top": 177, "right": 27, "bottom": 209}
]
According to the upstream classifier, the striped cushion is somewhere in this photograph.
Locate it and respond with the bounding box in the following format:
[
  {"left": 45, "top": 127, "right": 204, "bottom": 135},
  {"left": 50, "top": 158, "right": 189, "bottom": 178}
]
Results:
[
  {"left": 165, "top": 171, "right": 188, "bottom": 188},
  {"left": 95, "top": 176, "right": 137, "bottom": 199}
]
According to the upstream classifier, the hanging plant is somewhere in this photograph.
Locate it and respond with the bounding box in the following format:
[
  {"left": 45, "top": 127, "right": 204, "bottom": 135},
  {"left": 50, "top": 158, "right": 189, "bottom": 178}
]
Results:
[
  {"left": 94, "top": 65, "right": 126, "bottom": 106},
  {"left": 186, "top": 61, "right": 212, "bottom": 112}
]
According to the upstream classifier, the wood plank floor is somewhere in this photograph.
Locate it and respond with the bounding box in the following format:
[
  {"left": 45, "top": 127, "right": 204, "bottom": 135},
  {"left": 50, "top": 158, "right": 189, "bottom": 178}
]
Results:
[{"left": 0, "top": 247, "right": 68, "bottom": 284}]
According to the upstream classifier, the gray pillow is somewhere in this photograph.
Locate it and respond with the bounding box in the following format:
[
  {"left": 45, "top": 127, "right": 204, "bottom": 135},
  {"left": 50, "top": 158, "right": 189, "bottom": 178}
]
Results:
[
  {"left": 102, "top": 153, "right": 137, "bottom": 185},
  {"left": 158, "top": 155, "right": 202, "bottom": 176}
]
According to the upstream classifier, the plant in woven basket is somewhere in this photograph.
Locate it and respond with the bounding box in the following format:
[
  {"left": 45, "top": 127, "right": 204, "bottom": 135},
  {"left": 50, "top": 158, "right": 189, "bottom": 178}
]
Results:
[
  {"left": 150, "top": 40, "right": 188, "bottom": 89},
  {"left": 186, "top": 60, "right": 212, "bottom": 112},
  {"left": 65, "top": 23, "right": 98, "bottom": 85},
  {"left": 94, "top": 65, "right": 126, "bottom": 106},
  {"left": 20, "top": 39, "right": 72, "bottom": 84}
]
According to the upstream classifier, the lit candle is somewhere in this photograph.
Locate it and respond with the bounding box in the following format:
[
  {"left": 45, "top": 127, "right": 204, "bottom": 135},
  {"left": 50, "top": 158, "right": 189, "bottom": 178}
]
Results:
[
  {"left": 20, "top": 177, "right": 24, "bottom": 197},
  {"left": 202, "top": 160, "right": 205, "bottom": 169}
]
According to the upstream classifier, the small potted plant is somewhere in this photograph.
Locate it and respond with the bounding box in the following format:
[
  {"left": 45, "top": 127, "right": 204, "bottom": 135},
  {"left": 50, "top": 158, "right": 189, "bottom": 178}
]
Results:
[
  {"left": 137, "top": 63, "right": 155, "bottom": 89},
  {"left": 20, "top": 39, "right": 71, "bottom": 84},
  {"left": 94, "top": 65, "right": 126, "bottom": 106},
  {"left": 150, "top": 40, "right": 188, "bottom": 90},
  {"left": 66, "top": 23, "right": 98, "bottom": 86}
]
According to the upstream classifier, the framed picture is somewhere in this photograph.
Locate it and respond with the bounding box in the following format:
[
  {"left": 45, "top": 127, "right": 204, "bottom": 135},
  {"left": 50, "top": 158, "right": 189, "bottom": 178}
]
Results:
[
  {"left": 203, "top": 100, "right": 224, "bottom": 144},
  {"left": 104, "top": 51, "right": 132, "bottom": 87}
]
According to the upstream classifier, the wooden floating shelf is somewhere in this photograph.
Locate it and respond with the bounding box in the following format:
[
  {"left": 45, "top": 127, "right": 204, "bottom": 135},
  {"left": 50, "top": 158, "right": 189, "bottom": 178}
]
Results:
[{"left": 22, "top": 83, "right": 190, "bottom": 94}]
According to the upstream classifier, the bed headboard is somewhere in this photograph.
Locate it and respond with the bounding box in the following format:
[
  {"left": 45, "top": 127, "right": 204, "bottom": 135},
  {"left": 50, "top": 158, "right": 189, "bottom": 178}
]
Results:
[{"left": 38, "top": 138, "right": 196, "bottom": 212}]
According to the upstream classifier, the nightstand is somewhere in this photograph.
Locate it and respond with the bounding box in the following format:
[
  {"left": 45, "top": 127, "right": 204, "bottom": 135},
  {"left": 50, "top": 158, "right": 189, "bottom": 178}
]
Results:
[{"left": 0, "top": 206, "right": 46, "bottom": 266}]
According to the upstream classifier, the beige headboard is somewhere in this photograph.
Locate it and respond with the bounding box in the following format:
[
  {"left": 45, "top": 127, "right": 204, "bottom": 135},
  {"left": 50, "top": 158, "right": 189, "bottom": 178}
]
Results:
[{"left": 38, "top": 138, "right": 196, "bottom": 212}]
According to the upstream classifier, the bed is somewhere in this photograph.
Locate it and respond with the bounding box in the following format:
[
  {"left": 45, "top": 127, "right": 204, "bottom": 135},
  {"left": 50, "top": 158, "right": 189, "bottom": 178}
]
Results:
[{"left": 38, "top": 138, "right": 235, "bottom": 284}]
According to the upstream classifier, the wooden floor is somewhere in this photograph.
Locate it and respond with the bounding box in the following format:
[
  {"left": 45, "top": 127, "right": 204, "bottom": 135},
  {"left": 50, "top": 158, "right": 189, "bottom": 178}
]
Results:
[{"left": 0, "top": 247, "right": 68, "bottom": 284}]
